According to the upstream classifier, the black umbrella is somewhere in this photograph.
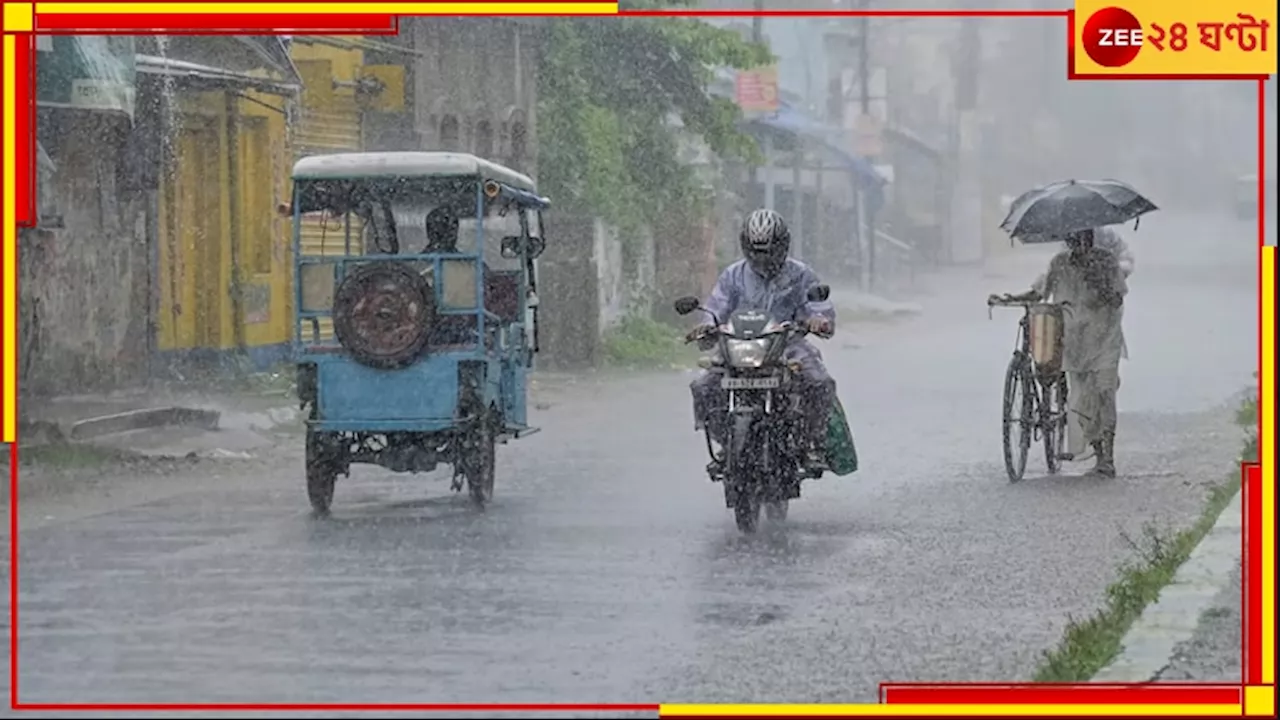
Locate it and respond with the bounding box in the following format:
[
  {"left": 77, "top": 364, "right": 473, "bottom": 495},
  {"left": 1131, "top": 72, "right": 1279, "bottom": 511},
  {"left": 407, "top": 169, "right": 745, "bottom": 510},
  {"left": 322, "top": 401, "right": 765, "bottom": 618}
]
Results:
[{"left": 1000, "top": 178, "right": 1157, "bottom": 241}]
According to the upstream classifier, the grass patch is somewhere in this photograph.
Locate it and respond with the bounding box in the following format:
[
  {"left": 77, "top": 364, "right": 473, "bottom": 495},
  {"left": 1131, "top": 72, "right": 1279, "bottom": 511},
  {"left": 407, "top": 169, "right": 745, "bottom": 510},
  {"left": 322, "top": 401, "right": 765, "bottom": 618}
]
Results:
[
  {"left": 601, "top": 314, "right": 697, "bottom": 369},
  {"left": 19, "top": 442, "right": 138, "bottom": 470},
  {"left": 1032, "top": 382, "right": 1257, "bottom": 681}
]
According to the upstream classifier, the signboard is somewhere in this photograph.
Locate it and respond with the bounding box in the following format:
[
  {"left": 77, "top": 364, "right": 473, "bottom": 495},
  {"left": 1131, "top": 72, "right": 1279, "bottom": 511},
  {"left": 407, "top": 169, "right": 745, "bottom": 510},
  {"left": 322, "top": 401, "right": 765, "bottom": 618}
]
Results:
[
  {"left": 735, "top": 66, "right": 779, "bottom": 113},
  {"left": 1071, "top": 0, "right": 1277, "bottom": 77},
  {"left": 852, "top": 112, "right": 884, "bottom": 157},
  {"left": 36, "top": 36, "right": 137, "bottom": 119}
]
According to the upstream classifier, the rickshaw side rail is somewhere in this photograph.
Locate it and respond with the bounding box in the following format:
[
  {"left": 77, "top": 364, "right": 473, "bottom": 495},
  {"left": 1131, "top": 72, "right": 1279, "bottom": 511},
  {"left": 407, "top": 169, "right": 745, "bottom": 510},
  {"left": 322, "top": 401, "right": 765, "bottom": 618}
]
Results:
[
  {"left": 295, "top": 252, "right": 487, "bottom": 262},
  {"left": 294, "top": 346, "right": 493, "bottom": 361},
  {"left": 310, "top": 419, "right": 463, "bottom": 433},
  {"left": 294, "top": 309, "right": 503, "bottom": 320}
]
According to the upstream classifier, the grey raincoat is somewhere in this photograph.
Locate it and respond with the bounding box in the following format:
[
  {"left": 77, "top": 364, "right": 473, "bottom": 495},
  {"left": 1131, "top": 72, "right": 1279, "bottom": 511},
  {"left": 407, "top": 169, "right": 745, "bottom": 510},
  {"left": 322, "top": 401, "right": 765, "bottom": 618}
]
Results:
[
  {"left": 1033, "top": 226, "right": 1133, "bottom": 358},
  {"left": 1033, "top": 246, "right": 1128, "bottom": 456},
  {"left": 690, "top": 258, "right": 837, "bottom": 442}
]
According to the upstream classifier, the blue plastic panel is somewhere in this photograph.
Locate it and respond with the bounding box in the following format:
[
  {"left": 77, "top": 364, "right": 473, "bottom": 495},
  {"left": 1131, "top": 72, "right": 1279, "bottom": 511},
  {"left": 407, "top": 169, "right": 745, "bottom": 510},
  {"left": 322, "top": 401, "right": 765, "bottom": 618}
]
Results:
[{"left": 314, "top": 353, "right": 461, "bottom": 425}]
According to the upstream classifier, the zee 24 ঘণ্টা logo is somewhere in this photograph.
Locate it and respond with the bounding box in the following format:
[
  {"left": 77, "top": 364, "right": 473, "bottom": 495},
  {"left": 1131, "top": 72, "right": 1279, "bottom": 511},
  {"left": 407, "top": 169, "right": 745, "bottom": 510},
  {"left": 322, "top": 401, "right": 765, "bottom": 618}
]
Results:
[{"left": 1081, "top": 5, "right": 1270, "bottom": 69}]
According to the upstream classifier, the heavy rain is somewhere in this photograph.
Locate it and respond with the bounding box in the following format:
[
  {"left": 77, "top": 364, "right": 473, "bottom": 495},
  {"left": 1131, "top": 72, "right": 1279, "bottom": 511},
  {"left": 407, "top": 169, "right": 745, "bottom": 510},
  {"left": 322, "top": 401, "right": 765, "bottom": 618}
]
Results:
[{"left": 5, "top": 0, "right": 1272, "bottom": 713}]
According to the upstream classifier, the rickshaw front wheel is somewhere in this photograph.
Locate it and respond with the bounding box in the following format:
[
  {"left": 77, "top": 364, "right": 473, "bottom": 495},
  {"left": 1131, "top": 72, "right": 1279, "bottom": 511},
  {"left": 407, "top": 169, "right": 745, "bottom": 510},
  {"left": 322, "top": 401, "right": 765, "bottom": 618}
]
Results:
[{"left": 306, "top": 429, "right": 341, "bottom": 516}]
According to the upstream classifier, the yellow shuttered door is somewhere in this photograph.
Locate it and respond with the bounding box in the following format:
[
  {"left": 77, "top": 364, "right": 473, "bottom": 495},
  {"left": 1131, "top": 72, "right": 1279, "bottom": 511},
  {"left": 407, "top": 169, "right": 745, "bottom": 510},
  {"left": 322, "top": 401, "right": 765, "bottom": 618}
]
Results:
[{"left": 292, "top": 48, "right": 365, "bottom": 340}]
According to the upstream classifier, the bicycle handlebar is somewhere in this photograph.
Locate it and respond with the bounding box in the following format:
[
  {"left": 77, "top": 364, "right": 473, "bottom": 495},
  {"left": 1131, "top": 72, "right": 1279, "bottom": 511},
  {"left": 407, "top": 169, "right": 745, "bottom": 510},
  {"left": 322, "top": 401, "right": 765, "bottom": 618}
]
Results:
[
  {"left": 986, "top": 295, "right": 1071, "bottom": 308},
  {"left": 986, "top": 295, "right": 1072, "bottom": 321}
]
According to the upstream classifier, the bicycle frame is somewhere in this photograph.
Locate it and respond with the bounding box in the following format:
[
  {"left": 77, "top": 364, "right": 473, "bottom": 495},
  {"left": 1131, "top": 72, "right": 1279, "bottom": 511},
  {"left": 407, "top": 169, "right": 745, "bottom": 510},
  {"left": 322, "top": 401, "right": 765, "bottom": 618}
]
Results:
[
  {"left": 1011, "top": 308, "right": 1067, "bottom": 441},
  {"left": 992, "top": 299, "right": 1070, "bottom": 481}
]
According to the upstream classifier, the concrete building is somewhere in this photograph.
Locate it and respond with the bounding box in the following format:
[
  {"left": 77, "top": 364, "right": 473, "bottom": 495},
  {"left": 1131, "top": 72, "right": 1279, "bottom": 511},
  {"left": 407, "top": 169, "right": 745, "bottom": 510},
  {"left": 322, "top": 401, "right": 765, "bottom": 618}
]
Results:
[
  {"left": 699, "top": 1, "right": 919, "bottom": 291},
  {"left": 24, "top": 23, "right": 540, "bottom": 396},
  {"left": 27, "top": 36, "right": 302, "bottom": 394}
]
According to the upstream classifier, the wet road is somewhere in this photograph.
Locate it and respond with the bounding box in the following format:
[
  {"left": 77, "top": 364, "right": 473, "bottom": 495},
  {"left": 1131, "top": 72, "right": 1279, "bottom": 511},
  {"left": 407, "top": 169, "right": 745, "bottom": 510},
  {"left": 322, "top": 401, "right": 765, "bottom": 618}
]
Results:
[{"left": 4, "top": 212, "right": 1258, "bottom": 709}]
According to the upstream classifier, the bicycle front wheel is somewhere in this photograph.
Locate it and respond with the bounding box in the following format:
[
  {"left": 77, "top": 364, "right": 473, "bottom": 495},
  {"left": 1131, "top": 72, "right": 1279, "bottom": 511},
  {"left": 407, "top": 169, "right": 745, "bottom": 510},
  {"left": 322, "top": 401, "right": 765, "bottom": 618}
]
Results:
[{"left": 1002, "top": 356, "right": 1035, "bottom": 482}]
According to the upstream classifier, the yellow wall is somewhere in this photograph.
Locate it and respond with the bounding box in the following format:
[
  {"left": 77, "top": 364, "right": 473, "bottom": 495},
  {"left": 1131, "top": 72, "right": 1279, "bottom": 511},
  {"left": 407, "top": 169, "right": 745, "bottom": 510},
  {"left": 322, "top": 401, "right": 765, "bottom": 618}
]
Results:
[
  {"left": 237, "top": 88, "right": 293, "bottom": 350},
  {"left": 156, "top": 87, "right": 293, "bottom": 353},
  {"left": 287, "top": 41, "right": 368, "bottom": 342}
]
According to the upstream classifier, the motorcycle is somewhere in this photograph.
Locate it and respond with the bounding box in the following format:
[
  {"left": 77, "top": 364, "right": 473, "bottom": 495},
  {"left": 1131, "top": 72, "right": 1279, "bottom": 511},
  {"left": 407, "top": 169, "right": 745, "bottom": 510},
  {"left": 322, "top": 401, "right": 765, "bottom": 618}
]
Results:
[{"left": 674, "top": 284, "right": 831, "bottom": 533}]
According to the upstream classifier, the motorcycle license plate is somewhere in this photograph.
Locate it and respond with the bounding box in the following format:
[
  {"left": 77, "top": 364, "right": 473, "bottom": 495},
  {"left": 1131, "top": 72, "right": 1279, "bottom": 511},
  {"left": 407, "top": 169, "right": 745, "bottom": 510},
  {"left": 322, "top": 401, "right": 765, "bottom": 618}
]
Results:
[{"left": 721, "top": 376, "right": 780, "bottom": 390}]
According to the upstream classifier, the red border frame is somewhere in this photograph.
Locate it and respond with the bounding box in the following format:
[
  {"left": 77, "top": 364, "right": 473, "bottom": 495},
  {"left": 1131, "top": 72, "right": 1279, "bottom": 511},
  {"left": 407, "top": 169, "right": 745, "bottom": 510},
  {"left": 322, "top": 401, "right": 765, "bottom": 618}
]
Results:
[{"left": 4, "top": 3, "right": 1274, "bottom": 714}]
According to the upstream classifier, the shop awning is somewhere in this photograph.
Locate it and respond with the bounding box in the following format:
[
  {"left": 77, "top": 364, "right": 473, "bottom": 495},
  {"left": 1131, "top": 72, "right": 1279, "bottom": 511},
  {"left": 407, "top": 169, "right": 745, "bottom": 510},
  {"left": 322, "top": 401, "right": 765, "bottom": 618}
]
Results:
[
  {"left": 746, "top": 101, "right": 887, "bottom": 187},
  {"left": 288, "top": 34, "right": 425, "bottom": 58},
  {"left": 36, "top": 141, "right": 64, "bottom": 229},
  {"left": 35, "top": 36, "right": 137, "bottom": 119},
  {"left": 884, "top": 123, "right": 944, "bottom": 161},
  {"left": 135, "top": 54, "right": 300, "bottom": 96}
]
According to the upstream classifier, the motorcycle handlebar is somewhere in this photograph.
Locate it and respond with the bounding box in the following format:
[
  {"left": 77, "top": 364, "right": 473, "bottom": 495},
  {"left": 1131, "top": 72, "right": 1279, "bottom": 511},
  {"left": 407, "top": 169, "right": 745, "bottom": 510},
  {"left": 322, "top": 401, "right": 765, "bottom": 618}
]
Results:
[{"left": 685, "top": 322, "right": 811, "bottom": 344}]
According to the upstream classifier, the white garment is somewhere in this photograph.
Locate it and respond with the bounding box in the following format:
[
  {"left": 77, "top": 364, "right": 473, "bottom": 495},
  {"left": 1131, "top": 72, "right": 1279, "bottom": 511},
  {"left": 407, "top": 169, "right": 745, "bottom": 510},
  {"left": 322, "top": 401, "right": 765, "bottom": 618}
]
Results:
[
  {"left": 1033, "top": 227, "right": 1133, "bottom": 359},
  {"left": 1035, "top": 248, "right": 1127, "bottom": 372},
  {"left": 1036, "top": 247, "right": 1127, "bottom": 457},
  {"left": 1094, "top": 227, "right": 1135, "bottom": 277}
]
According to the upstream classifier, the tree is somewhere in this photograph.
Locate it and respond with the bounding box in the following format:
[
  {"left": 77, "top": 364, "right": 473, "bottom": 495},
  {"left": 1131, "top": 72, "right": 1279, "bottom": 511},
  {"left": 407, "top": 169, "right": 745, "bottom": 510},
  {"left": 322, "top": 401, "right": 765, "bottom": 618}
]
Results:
[{"left": 536, "top": 2, "right": 771, "bottom": 238}]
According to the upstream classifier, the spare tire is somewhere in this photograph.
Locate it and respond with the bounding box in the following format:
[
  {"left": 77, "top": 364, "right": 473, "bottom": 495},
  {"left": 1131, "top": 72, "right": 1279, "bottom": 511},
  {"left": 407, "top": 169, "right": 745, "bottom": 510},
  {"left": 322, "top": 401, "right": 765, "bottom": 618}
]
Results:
[{"left": 332, "top": 262, "right": 435, "bottom": 369}]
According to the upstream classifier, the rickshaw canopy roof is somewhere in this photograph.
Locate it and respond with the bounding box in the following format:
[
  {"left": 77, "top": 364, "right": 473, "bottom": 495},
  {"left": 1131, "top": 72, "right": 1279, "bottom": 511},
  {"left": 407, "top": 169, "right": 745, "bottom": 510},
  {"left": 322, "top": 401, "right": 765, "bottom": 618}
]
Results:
[{"left": 292, "top": 151, "right": 537, "bottom": 193}]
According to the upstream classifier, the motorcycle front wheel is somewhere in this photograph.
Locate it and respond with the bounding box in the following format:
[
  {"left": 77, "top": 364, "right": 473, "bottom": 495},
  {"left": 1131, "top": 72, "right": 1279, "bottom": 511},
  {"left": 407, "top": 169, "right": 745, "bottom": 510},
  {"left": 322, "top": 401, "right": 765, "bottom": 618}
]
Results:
[{"left": 734, "top": 494, "right": 761, "bottom": 533}]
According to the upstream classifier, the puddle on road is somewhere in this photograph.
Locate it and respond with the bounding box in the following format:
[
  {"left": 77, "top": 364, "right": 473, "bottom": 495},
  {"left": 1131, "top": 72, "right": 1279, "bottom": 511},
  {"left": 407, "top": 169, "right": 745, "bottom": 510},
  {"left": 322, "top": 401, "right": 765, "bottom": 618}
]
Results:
[{"left": 696, "top": 601, "right": 789, "bottom": 628}]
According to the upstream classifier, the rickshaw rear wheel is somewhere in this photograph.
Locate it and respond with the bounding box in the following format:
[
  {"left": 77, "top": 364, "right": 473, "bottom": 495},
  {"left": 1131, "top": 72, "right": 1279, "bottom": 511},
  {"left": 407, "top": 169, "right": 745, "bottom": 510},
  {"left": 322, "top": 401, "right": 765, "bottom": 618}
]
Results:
[
  {"left": 306, "top": 429, "right": 340, "bottom": 516},
  {"left": 461, "top": 411, "right": 497, "bottom": 508}
]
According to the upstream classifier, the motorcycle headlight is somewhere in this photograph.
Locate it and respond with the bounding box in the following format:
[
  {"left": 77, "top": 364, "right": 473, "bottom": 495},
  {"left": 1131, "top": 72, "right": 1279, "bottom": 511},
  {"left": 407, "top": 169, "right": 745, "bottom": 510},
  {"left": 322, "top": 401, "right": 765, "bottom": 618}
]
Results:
[{"left": 725, "top": 338, "right": 770, "bottom": 368}]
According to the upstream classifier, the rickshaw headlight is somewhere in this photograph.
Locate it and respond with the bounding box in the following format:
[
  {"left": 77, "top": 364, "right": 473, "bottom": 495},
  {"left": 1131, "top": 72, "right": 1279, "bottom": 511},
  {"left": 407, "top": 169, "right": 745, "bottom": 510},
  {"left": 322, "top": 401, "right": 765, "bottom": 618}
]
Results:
[{"left": 725, "top": 339, "right": 769, "bottom": 368}]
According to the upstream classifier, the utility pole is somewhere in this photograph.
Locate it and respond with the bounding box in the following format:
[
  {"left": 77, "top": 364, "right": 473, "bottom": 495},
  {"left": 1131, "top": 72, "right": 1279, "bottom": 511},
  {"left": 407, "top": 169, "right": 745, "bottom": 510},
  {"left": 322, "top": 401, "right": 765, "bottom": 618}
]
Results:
[
  {"left": 950, "top": 19, "right": 984, "bottom": 265},
  {"left": 856, "top": 0, "right": 876, "bottom": 291},
  {"left": 748, "top": 0, "right": 768, "bottom": 211}
]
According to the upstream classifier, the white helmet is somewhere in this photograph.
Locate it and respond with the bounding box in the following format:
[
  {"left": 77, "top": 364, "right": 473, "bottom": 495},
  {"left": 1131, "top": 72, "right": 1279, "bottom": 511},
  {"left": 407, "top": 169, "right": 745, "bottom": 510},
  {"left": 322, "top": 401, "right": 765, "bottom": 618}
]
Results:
[{"left": 740, "top": 209, "right": 791, "bottom": 277}]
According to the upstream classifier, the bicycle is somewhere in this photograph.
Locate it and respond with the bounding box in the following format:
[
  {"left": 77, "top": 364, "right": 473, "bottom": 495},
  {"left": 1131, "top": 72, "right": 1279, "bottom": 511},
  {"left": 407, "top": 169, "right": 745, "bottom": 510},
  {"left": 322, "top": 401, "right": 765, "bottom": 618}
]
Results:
[{"left": 987, "top": 295, "right": 1070, "bottom": 482}]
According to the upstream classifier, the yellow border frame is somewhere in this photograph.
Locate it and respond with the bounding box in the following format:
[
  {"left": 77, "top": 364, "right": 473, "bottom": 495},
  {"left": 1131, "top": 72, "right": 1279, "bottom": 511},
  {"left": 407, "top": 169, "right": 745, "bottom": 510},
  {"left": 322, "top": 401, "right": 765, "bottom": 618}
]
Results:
[{"left": 1, "top": 3, "right": 1275, "bottom": 717}]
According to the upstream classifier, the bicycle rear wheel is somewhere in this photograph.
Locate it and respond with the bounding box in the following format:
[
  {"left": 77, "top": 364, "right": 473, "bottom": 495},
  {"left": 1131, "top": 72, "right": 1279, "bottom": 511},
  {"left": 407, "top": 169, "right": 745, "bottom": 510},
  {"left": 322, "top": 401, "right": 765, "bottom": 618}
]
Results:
[
  {"left": 1043, "top": 374, "right": 1068, "bottom": 474},
  {"left": 1002, "top": 356, "right": 1035, "bottom": 482}
]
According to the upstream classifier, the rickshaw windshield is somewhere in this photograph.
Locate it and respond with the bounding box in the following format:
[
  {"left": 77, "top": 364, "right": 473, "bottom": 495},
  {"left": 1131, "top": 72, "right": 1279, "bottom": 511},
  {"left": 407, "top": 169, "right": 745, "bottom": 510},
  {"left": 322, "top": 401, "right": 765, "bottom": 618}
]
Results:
[{"left": 294, "top": 176, "right": 509, "bottom": 258}]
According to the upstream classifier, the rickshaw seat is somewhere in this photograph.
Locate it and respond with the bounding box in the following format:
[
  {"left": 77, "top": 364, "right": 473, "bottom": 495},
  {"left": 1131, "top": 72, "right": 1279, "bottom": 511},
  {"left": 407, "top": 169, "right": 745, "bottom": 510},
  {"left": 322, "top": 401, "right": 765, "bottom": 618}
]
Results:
[
  {"left": 438, "top": 260, "right": 521, "bottom": 323},
  {"left": 485, "top": 271, "right": 521, "bottom": 323}
]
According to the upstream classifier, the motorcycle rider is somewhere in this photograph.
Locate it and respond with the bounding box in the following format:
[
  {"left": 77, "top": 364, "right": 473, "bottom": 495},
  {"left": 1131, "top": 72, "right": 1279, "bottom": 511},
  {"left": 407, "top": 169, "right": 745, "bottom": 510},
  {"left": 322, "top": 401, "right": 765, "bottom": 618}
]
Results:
[{"left": 688, "top": 209, "right": 837, "bottom": 476}]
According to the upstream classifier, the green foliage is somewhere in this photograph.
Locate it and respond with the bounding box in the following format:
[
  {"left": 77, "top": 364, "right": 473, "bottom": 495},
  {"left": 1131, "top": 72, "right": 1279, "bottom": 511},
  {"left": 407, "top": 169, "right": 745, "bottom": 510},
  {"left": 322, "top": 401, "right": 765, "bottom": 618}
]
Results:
[
  {"left": 537, "top": 7, "right": 770, "bottom": 241},
  {"left": 600, "top": 314, "right": 695, "bottom": 369},
  {"left": 21, "top": 442, "right": 132, "bottom": 470},
  {"left": 1032, "top": 385, "right": 1258, "bottom": 681},
  {"left": 1237, "top": 371, "right": 1258, "bottom": 462},
  {"left": 1032, "top": 472, "right": 1241, "bottom": 682}
]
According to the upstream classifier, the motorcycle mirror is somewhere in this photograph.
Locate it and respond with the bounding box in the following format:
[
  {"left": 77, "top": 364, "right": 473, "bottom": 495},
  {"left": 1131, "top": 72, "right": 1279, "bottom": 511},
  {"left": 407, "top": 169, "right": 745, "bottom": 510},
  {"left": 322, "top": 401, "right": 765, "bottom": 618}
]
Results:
[
  {"left": 673, "top": 296, "right": 701, "bottom": 315},
  {"left": 806, "top": 284, "right": 831, "bottom": 302}
]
